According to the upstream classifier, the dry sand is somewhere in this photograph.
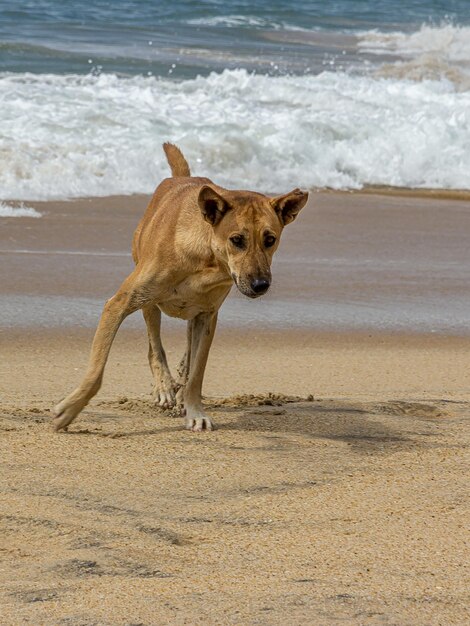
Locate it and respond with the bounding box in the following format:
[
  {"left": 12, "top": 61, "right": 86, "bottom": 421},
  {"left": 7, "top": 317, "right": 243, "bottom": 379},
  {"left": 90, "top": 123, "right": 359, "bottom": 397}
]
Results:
[{"left": 1, "top": 191, "right": 469, "bottom": 625}]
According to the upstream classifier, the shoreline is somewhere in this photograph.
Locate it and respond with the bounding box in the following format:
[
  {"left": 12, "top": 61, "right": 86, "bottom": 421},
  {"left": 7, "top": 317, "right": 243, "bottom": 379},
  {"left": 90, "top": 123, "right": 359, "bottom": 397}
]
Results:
[
  {"left": 324, "top": 185, "right": 470, "bottom": 201},
  {"left": 5, "top": 185, "right": 470, "bottom": 207},
  {"left": 2, "top": 322, "right": 470, "bottom": 340}
]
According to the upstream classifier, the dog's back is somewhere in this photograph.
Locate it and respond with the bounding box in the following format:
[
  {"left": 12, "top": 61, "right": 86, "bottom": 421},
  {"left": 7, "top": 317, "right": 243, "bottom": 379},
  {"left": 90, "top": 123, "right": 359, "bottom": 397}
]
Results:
[{"left": 132, "top": 145, "right": 211, "bottom": 265}]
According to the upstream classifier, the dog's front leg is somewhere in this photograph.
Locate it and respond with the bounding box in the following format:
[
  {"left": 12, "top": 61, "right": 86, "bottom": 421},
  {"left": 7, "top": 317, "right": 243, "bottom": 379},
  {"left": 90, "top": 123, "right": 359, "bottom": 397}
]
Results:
[
  {"left": 175, "top": 320, "right": 192, "bottom": 409},
  {"left": 184, "top": 311, "right": 217, "bottom": 432},
  {"left": 52, "top": 272, "right": 143, "bottom": 431}
]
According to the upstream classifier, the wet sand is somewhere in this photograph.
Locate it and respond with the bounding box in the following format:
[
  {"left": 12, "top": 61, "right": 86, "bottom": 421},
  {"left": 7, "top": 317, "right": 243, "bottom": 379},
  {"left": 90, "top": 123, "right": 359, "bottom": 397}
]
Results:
[
  {"left": 1, "top": 191, "right": 470, "bottom": 332},
  {"left": 1, "top": 191, "right": 470, "bottom": 624}
]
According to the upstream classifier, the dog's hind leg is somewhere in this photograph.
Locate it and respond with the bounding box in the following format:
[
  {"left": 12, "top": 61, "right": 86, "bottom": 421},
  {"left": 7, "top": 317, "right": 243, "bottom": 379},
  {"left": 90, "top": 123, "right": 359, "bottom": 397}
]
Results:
[
  {"left": 52, "top": 271, "right": 145, "bottom": 431},
  {"left": 184, "top": 311, "right": 217, "bottom": 432},
  {"left": 142, "top": 304, "right": 177, "bottom": 409}
]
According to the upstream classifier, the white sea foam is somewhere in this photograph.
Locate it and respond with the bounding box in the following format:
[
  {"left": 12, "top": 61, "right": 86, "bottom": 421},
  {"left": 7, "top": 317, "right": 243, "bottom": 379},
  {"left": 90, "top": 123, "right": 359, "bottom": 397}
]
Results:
[
  {"left": 0, "top": 68, "right": 469, "bottom": 201},
  {"left": 358, "top": 24, "right": 470, "bottom": 62},
  {"left": 0, "top": 202, "right": 42, "bottom": 217},
  {"left": 185, "top": 14, "right": 315, "bottom": 33},
  {"left": 187, "top": 15, "right": 281, "bottom": 29}
]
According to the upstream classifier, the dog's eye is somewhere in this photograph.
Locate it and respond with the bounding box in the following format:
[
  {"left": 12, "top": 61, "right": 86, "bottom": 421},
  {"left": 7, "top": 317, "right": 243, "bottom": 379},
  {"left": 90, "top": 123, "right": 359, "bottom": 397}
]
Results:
[
  {"left": 264, "top": 235, "right": 276, "bottom": 248},
  {"left": 230, "top": 235, "right": 245, "bottom": 249}
]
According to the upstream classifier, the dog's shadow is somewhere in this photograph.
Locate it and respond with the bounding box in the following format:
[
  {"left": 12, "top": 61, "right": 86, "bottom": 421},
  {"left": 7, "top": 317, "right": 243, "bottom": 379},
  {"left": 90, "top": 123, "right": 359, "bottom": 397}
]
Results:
[
  {"left": 64, "top": 397, "right": 447, "bottom": 453},
  {"left": 216, "top": 397, "right": 450, "bottom": 454},
  {"left": 216, "top": 401, "right": 412, "bottom": 451}
]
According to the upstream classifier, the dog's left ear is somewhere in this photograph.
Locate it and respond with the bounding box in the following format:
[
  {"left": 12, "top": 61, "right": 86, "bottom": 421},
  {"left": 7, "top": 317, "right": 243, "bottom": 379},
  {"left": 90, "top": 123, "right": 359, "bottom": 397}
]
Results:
[
  {"left": 198, "top": 186, "right": 232, "bottom": 226},
  {"left": 270, "top": 189, "right": 308, "bottom": 226}
]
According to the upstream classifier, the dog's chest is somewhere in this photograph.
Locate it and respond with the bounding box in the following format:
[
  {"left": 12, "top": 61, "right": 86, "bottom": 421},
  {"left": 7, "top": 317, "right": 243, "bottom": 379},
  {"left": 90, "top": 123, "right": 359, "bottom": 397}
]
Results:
[
  {"left": 158, "top": 298, "right": 212, "bottom": 320},
  {"left": 156, "top": 271, "right": 231, "bottom": 320}
]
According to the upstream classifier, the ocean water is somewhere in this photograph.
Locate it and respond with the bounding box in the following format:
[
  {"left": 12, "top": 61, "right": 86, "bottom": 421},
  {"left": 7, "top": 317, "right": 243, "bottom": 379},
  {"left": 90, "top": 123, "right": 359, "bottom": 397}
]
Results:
[{"left": 1, "top": 0, "right": 470, "bottom": 201}]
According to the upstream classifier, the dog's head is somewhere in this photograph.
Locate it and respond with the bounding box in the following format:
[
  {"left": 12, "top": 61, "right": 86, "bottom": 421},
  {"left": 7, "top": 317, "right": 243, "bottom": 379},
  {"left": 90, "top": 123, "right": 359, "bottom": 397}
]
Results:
[{"left": 198, "top": 186, "right": 308, "bottom": 298}]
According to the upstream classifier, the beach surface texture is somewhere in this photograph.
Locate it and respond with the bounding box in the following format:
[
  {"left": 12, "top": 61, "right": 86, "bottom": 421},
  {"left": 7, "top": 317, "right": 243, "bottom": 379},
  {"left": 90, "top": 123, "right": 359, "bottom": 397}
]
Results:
[
  {"left": 1, "top": 191, "right": 469, "bottom": 625},
  {"left": 1, "top": 0, "right": 470, "bottom": 624}
]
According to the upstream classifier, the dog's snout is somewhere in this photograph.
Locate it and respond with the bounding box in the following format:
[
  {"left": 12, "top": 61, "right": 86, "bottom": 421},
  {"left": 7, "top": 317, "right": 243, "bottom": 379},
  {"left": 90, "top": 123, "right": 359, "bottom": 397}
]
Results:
[{"left": 251, "top": 278, "right": 270, "bottom": 295}]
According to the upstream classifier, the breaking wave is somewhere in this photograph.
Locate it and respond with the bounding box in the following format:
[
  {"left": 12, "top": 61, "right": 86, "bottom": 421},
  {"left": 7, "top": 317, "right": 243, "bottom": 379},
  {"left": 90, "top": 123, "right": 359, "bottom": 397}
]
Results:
[
  {"left": 358, "top": 24, "right": 470, "bottom": 62},
  {"left": 358, "top": 24, "right": 470, "bottom": 87},
  {"left": 1, "top": 67, "right": 469, "bottom": 200}
]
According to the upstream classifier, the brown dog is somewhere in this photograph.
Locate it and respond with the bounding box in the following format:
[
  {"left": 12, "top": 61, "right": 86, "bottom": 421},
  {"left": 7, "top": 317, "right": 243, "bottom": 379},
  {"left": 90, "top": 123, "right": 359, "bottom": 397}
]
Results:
[{"left": 53, "top": 144, "right": 308, "bottom": 432}]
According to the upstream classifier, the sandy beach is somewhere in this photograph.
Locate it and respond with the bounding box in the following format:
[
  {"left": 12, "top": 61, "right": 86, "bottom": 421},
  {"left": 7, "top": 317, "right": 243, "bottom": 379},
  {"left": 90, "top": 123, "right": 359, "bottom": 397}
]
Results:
[{"left": 1, "top": 191, "right": 469, "bottom": 625}]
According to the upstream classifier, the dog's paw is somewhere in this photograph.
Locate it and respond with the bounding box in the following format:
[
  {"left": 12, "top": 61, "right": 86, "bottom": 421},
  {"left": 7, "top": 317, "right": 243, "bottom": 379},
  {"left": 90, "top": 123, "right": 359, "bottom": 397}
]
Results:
[
  {"left": 52, "top": 397, "right": 86, "bottom": 431},
  {"left": 153, "top": 389, "right": 176, "bottom": 410},
  {"left": 185, "top": 409, "right": 214, "bottom": 432},
  {"left": 152, "top": 379, "right": 177, "bottom": 409}
]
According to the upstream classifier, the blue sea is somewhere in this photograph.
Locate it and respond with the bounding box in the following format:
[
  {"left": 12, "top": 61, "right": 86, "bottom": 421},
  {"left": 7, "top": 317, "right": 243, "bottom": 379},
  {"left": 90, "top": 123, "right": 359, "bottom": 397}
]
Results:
[{"left": 1, "top": 0, "right": 470, "bottom": 204}]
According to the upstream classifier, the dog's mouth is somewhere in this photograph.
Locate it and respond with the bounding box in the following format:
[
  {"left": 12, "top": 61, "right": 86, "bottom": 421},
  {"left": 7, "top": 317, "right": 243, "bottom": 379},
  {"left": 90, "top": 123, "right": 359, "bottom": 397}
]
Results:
[
  {"left": 241, "top": 288, "right": 266, "bottom": 299},
  {"left": 232, "top": 274, "right": 271, "bottom": 299}
]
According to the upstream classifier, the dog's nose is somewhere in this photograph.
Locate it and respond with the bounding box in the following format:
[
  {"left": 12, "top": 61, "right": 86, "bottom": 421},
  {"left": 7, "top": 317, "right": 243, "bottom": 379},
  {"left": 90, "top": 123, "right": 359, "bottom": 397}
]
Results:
[{"left": 251, "top": 278, "right": 270, "bottom": 295}]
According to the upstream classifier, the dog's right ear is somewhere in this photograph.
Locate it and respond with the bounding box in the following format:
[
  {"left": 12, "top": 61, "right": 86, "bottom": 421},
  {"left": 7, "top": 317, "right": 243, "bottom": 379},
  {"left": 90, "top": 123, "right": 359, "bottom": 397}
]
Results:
[{"left": 198, "top": 186, "right": 231, "bottom": 226}]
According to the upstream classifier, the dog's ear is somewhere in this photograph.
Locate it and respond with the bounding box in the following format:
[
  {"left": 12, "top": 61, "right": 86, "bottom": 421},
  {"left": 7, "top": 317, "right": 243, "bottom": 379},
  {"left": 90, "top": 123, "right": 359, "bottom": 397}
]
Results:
[
  {"left": 270, "top": 189, "right": 308, "bottom": 226},
  {"left": 198, "top": 186, "right": 232, "bottom": 226}
]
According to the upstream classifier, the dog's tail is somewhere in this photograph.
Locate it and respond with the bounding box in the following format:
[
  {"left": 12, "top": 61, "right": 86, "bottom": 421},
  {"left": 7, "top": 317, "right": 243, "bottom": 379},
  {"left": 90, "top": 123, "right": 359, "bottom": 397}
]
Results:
[{"left": 163, "top": 142, "right": 191, "bottom": 177}]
